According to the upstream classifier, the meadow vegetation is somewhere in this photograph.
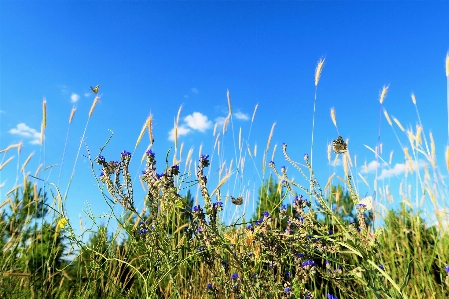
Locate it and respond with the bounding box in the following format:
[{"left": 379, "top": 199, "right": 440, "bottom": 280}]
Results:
[{"left": 1, "top": 55, "right": 449, "bottom": 298}]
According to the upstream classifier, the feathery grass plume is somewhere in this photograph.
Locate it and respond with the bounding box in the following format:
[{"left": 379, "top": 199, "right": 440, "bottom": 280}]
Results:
[
  {"left": 271, "top": 144, "right": 277, "bottom": 162},
  {"left": 364, "top": 161, "right": 368, "bottom": 173},
  {"left": 393, "top": 117, "right": 405, "bottom": 132},
  {"left": 379, "top": 85, "right": 389, "bottom": 104},
  {"left": 0, "top": 156, "right": 13, "bottom": 171},
  {"left": 147, "top": 113, "right": 154, "bottom": 143},
  {"left": 403, "top": 147, "right": 413, "bottom": 172},
  {"left": 247, "top": 145, "right": 252, "bottom": 157},
  {"left": 40, "top": 122, "right": 44, "bottom": 145},
  {"left": 411, "top": 93, "right": 417, "bottom": 105},
  {"left": 358, "top": 172, "right": 369, "bottom": 188},
  {"left": 315, "top": 56, "right": 325, "bottom": 87},
  {"left": 446, "top": 146, "right": 449, "bottom": 173},
  {"left": 227, "top": 89, "right": 232, "bottom": 114},
  {"left": 89, "top": 96, "right": 100, "bottom": 118},
  {"left": 175, "top": 105, "right": 183, "bottom": 151},
  {"left": 6, "top": 185, "right": 19, "bottom": 197},
  {"left": 35, "top": 164, "right": 43, "bottom": 178},
  {"left": 42, "top": 97, "right": 47, "bottom": 129},
  {"left": 213, "top": 122, "right": 218, "bottom": 136},
  {"left": 416, "top": 125, "right": 422, "bottom": 146},
  {"left": 69, "top": 106, "right": 76, "bottom": 124},
  {"left": 20, "top": 152, "right": 34, "bottom": 173},
  {"left": 222, "top": 114, "right": 230, "bottom": 134},
  {"left": 214, "top": 133, "right": 220, "bottom": 150},
  {"left": 251, "top": 103, "right": 258, "bottom": 122},
  {"left": 330, "top": 107, "right": 337, "bottom": 127},
  {"left": 239, "top": 127, "right": 242, "bottom": 151},
  {"left": 327, "top": 144, "right": 331, "bottom": 163},
  {"left": 135, "top": 116, "right": 150, "bottom": 151},
  {"left": 33, "top": 183, "right": 38, "bottom": 203},
  {"left": 430, "top": 132, "right": 436, "bottom": 167},
  {"left": 179, "top": 142, "right": 184, "bottom": 159},
  {"left": 389, "top": 151, "right": 394, "bottom": 165},
  {"left": 186, "top": 148, "right": 193, "bottom": 172},
  {"left": 383, "top": 109, "right": 392, "bottom": 126},
  {"left": 265, "top": 123, "right": 276, "bottom": 154},
  {"left": 254, "top": 143, "right": 257, "bottom": 157},
  {"left": 0, "top": 142, "right": 21, "bottom": 154}
]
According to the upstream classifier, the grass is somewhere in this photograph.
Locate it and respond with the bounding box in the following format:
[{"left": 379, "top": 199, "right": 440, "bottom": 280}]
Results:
[{"left": 1, "top": 54, "right": 449, "bottom": 298}]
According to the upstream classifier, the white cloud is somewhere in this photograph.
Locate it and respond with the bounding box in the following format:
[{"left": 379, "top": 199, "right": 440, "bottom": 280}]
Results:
[
  {"left": 168, "top": 125, "right": 191, "bottom": 141},
  {"left": 191, "top": 88, "right": 198, "bottom": 93},
  {"left": 233, "top": 111, "right": 249, "bottom": 121},
  {"left": 214, "top": 116, "right": 226, "bottom": 126},
  {"left": 377, "top": 160, "right": 425, "bottom": 180},
  {"left": 71, "top": 93, "right": 80, "bottom": 103},
  {"left": 184, "top": 112, "right": 212, "bottom": 132},
  {"left": 168, "top": 112, "right": 213, "bottom": 141},
  {"left": 8, "top": 123, "right": 41, "bottom": 144},
  {"left": 84, "top": 92, "right": 91, "bottom": 97}
]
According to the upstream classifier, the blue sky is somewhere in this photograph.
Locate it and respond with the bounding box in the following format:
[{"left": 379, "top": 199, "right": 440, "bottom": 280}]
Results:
[{"left": 1, "top": 1, "right": 449, "bottom": 235}]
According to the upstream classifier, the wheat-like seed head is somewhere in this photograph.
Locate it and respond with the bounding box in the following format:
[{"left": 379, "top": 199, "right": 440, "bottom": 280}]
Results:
[
  {"left": 330, "top": 108, "right": 337, "bottom": 127},
  {"left": 214, "top": 133, "right": 220, "bottom": 150},
  {"left": 247, "top": 145, "right": 252, "bottom": 157},
  {"left": 42, "top": 98, "right": 47, "bottom": 129},
  {"left": 180, "top": 142, "right": 184, "bottom": 159},
  {"left": 403, "top": 147, "right": 413, "bottom": 172},
  {"left": 379, "top": 85, "right": 389, "bottom": 104},
  {"left": 271, "top": 144, "right": 277, "bottom": 162},
  {"left": 185, "top": 148, "right": 193, "bottom": 170},
  {"left": 327, "top": 144, "right": 331, "bottom": 163},
  {"left": 383, "top": 109, "right": 392, "bottom": 126},
  {"left": 389, "top": 151, "right": 394, "bottom": 165},
  {"left": 227, "top": 89, "right": 232, "bottom": 115},
  {"left": 0, "top": 157, "right": 13, "bottom": 171},
  {"left": 89, "top": 96, "right": 99, "bottom": 118},
  {"left": 315, "top": 57, "right": 325, "bottom": 87},
  {"left": 213, "top": 122, "right": 218, "bottom": 136},
  {"left": 252, "top": 103, "right": 258, "bottom": 123},
  {"left": 430, "top": 132, "right": 436, "bottom": 168},
  {"left": 416, "top": 125, "right": 422, "bottom": 146},
  {"left": 222, "top": 114, "right": 230, "bottom": 134},
  {"left": 411, "top": 93, "right": 417, "bottom": 105},
  {"left": 69, "top": 107, "right": 76, "bottom": 124},
  {"left": 254, "top": 144, "right": 257, "bottom": 157},
  {"left": 239, "top": 127, "right": 242, "bottom": 151},
  {"left": 364, "top": 161, "right": 368, "bottom": 173},
  {"left": 135, "top": 117, "right": 149, "bottom": 150},
  {"left": 393, "top": 117, "right": 405, "bottom": 132},
  {"left": 265, "top": 123, "right": 276, "bottom": 153},
  {"left": 40, "top": 122, "right": 44, "bottom": 145}
]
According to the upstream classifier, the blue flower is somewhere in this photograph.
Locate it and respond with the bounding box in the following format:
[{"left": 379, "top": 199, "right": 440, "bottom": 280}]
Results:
[
  {"left": 231, "top": 273, "right": 238, "bottom": 280},
  {"left": 302, "top": 260, "right": 316, "bottom": 268},
  {"left": 262, "top": 211, "right": 270, "bottom": 218},
  {"left": 284, "top": 287, "right": 291, "bottom": 294},
  {"left": 146, "top": 149, "right": 155, "bottom": 157},
  {"left": 281, "top": 204, "right": 287, "bottom": 211},
  {"left": 379, "top": 264, "right": 384, "bottom": 270},
  {"left": 327, "top": 294, "right": 338, "bottom": 299},
  {"left": 206, "top": 283, "right": 213, "bottom": 289},
  {"left": 445, "top": 265, "right": 449, "bottom": 274}
]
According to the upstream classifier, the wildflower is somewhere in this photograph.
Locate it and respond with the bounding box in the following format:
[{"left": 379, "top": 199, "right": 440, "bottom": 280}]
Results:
[
  {"left": 302, "top": 260, "right": 316, "bottom": 268},
  {"left": 304, "top": 154, "right": 309, "bottom": 161},
  {"left": 285, "top": 271, "right": 291, "bottom": 277},
  {"left": 206, "top": 283, "right": 213, "bottom": 290},
  {"left": 121, "top": 150, "right": 131, "bottom": 159},
  {"left": 213, "top": 201, "right": 223, "bottom": 211},
  {"left": 246, "top": 224, "right": 254, "bottom": 230},
  {"left": 281, "top": 204, "right": 287, "bottom": 211},
  {"left": 193, "top": 205, "right": 202, "bottom": 212},
  {"left": 281, "top": 166, "right": 286, "bottom": 173},
  {"left": 269, "top": 161, "right": 275, "bottom": 167},
  {"left": 57, "top": 217, "right": 68, "bottom": 228},
  {"left": 198, "top": 246, "right": 206, "bottom": 252},
  {"left": 200, "top": 154, "right": 210, "bottom": 167},
  {"left": 139, "top": 228, "right": 148, "bottom": 235},
  {"left": 328, "top": 229, "right": 333, "bottom": 235},
  {"left": 284, "top": 287, "right": 291, "bottom": 294},
  {"left": 328, "top": 294, "right": 338, "bottom": 299},
  {"left": 379, "top": 264, "right": 384, "bottom": 270},
  {"left": 231, "top": 273, "right": 238, "bottom": 280},
  {"left": 146, "top": 149, "right": 155, "bottom": 157},
  {"left": 444, "top": 265, "right": 449, "bottom": 274},
  {"left": 262, "top": 211, "right": 270, "bottom": 218}
]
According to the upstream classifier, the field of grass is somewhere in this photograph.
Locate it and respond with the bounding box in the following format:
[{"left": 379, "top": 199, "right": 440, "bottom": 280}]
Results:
[{"left": 1, "top": 56, "right": 449, "bottom": 299}]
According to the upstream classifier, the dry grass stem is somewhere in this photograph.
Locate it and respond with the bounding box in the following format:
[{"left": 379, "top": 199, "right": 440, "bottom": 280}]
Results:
[
  {"left": 315, "top": 57, "right": 325, "bottom": 87},
  {"left": 42, "top": 98, "right": 47, "bottom": 129},
  {"left": 251, "top": 104, "right": 258, "bottom": 122},
  {"left": 379, "top": 85, "right": 389, "bottom": 104},
  {"left": 0, "top": 142, "right": 22, "bottom": 154},
  {"left": 330, "top": 108, "right": 337, "bottom": 127},
  {"left": 21, "top": 152, "right": 34, "bottom": 173},
  {"left": 265, "top": 123, "right": 276, "bottom": 153},
  {"left": 0, "top": 156, "right": 14, "bottom": 171},
  {"left": 383, "top": 109, "right": 392, "bottom": 126},
  {"left": 89, "top": 96, "right": 100, "bottom": 118},
  {"left": 227, "top": 89, "right": 232, "bottom": 114},
  {"left": 271, "top": 144, "right": 277, "bottom": 163},
  {"left": 254, "top": 144, "right": 257, "bottom": 157},
  {"left": 69, "top": 107, "right": 76, "bottom": 124},
  {"left": 327, "top": 144, "right": 331, "bottom": 162},
  {"left": 393, "top": 117, "right": 405, "bottom": 132},
  {"left": 213, "top": 122, "right": 218, "bottom": 136}
]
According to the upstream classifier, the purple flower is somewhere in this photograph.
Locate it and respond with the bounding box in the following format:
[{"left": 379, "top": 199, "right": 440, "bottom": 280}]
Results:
[
  {"left": 328, "top": 294, "right": 338, "bottom": 299},
  {"left": 284, "top": 287, "right": 291, "bottom": 294},
  {"left": 445, "top": 265, "right": 449, "bottom": 274},
  {"left": 231, "top": 273, "right": 238, "bottom": 280},
  {"left": 262, "top": 211, "right": 270, "bottom": 218},
  {"left": 302, "top": 260, "right": 316, "bottom": 268}
]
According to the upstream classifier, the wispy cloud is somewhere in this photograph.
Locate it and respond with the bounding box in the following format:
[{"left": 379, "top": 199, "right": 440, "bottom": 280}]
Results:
[
  {"left": 365, "top": 160, "right": 425, "bottom": 180},
  {"left": 233, "top": 111, "right": 249, "bottom": 121},
  {"left": 191, "top": 88, "right": 198, "bottom": 93},
  {"left": 8, "top": 123, "right": 41, "bottom": 145},
  {"left": 71, "top": 93, "right": 80, "bottom": 103},
  {"left": 168, "top": 112, "right": 212, "bottom": 141}
]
